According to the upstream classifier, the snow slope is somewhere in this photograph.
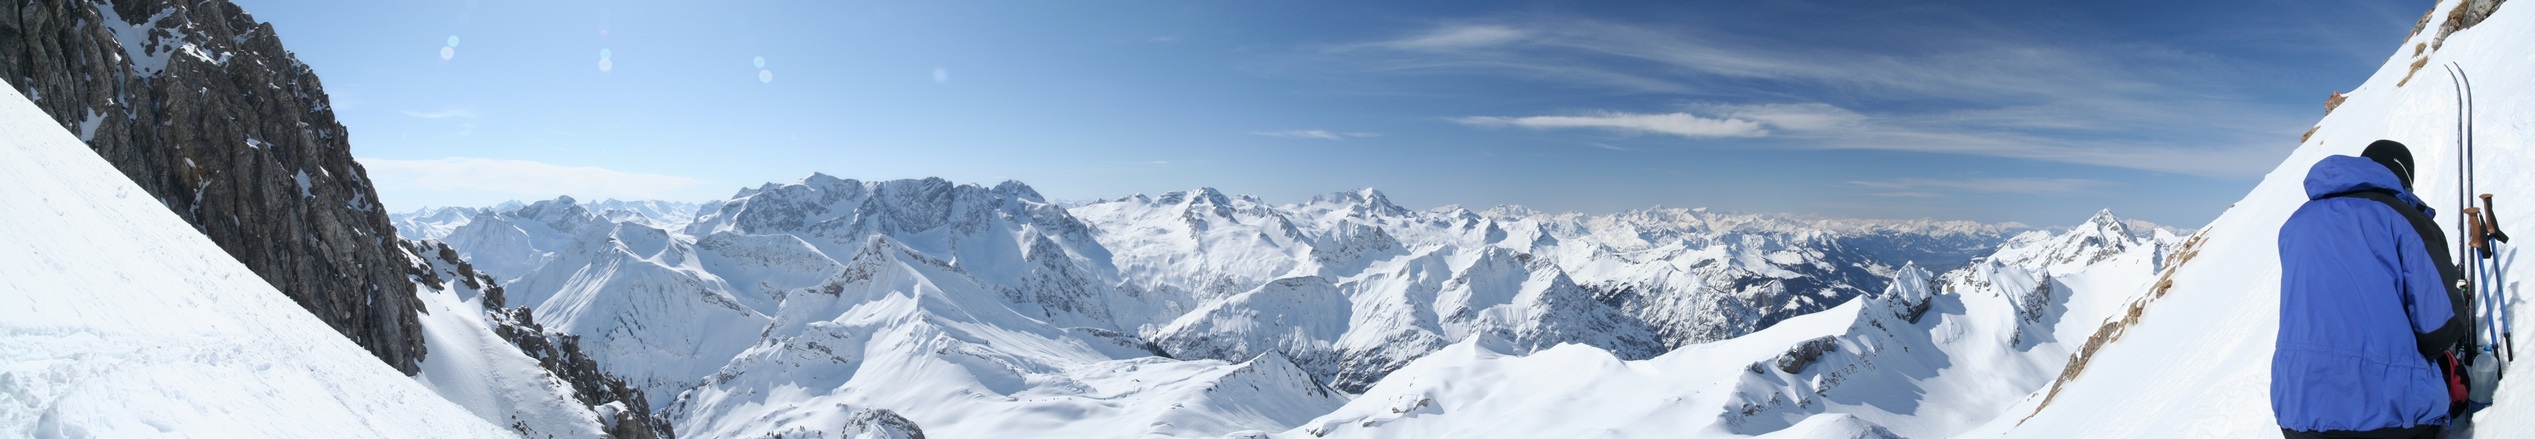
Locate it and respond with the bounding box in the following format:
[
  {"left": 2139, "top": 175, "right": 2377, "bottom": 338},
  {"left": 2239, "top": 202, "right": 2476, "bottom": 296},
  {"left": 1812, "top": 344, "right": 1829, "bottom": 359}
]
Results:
[
  {"left": 0, "top": 82, "right": 511, "bottom": 436},
  {"left": 1976, "top": 0, "right": 2535, "bottom": 436}
]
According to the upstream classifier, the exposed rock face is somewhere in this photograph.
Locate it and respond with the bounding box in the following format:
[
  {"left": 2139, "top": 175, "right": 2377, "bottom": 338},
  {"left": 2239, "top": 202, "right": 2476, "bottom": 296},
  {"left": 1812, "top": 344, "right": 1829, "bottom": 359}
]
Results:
[{"left": 1, "top": 1, "right": 426, "bottom": 372}]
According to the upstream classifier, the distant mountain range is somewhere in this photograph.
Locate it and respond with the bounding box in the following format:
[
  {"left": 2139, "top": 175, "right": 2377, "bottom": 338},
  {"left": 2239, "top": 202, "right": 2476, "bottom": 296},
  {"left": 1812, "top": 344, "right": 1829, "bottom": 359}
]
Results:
[{"left": 387, "top": 174, "right": 2179, "bottom": 437}]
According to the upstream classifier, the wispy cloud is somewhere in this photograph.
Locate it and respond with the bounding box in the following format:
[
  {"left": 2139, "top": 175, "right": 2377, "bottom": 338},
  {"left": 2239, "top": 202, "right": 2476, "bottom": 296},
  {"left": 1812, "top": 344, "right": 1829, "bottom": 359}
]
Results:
[
  {"left": 1254, "top": 129, "right": 1380, "bottom": 141},
  {"left": 361, "top": 157, "right": 703, "bottom": 200},
  {"left": 401, "top": 108, "right": 479, "bottom": 119},
  {"left": 1308, "top": 18, "right": 2305, "bottom": 176},
  {"left": 1378, "top": 25, "right": 1528, "bottom": 50},
  {"left": 1448, "top": 100, "right": 2282, "bottom": 176},
  {"left": 1700, "top": 103, "right": 1867, "bottom": 132},
  {"left": 1336, "top": 19, "right": 2181, "bottom": 102},
  {"left": 402, "top": 108, "right": 481, "bottom": 135},
  {"left": 1848, "top": 178, "right": 2117, "bottom": 195},
  {"left": 1453, "top": 111, "right": 1766, "bottom": 138}
]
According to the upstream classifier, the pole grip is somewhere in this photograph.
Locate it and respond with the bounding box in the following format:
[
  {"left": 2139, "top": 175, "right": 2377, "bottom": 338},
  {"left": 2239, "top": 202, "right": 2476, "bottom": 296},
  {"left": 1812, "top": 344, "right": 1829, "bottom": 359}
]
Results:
[
  {"left": 2467, "top": 207, "right": 2490, "bottom": 256},
  {"left": 2483, "top": 194, "right": 2510, "bottom": 243}
]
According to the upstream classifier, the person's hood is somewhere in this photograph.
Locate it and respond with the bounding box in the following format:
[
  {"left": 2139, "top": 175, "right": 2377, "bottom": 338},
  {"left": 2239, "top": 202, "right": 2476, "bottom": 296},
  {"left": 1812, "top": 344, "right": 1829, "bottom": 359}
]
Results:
[{"left": 2305, "top": 154, "right": 2435, "bottom": 217}]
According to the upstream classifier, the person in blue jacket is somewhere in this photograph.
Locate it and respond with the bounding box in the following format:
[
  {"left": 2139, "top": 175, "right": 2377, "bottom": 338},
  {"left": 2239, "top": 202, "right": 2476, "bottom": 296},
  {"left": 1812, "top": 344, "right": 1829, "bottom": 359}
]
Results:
[{"left": 2275, "top": 140, "right": 2468, "bottom": 439}]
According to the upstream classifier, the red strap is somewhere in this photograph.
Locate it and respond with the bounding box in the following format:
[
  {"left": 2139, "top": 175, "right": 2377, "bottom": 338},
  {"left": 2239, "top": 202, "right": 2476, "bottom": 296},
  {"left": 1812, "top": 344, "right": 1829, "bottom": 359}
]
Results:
[{"left": 2443, "top": 352, "right": 2468, "bottom": 403}]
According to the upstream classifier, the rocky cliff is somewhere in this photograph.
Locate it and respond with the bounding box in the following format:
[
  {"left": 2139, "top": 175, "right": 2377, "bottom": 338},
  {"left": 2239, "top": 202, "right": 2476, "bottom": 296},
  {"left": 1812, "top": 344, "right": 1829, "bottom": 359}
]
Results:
[{"left": 0, "top": 0, "right": 424, "bottom": 373}]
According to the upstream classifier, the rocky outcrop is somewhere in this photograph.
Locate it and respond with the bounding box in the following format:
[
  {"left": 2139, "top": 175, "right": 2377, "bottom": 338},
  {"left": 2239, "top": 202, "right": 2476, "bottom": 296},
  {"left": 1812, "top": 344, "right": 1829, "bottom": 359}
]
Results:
[
  {"left": 408, "top": 240, "right": 676, "bottom": 439},
  {"left": 840, "top": 409, "right": 927, "bottom": 439},
  {"left": 1, "top": 0, "right": 427, "bottom": 373}
]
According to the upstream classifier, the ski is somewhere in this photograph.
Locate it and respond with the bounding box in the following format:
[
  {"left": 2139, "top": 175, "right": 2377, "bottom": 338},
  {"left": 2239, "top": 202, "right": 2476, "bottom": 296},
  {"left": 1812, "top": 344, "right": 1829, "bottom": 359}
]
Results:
[
  {"left": 2443, "top": 63, "right": 2490, "bottom": 359},
  {"left": 2449, "top": 63, "right": 2511, "bottom": 365},
  {"left": 2457, "top": 65, "right": 2510, "bottom": 364}
]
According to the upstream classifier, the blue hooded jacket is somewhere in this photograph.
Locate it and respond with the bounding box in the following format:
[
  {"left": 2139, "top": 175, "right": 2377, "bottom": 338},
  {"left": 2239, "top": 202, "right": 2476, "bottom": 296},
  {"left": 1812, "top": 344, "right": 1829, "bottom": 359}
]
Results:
[{"left": 2273, "top": 154, "right": 2459, "bottom": 432}]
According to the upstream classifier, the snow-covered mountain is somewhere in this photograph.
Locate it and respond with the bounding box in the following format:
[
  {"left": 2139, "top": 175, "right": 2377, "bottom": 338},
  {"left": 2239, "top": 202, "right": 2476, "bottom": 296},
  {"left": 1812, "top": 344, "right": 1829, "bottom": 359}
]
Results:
[
  {"left": 1285, "top": 209, "right": 2184, "bottom": 438},
  {"left": 0, "top": 77, "right": 513, "bottom": 437},
  {"left": 401, "top": 176, "right": 1343, "bottom": 437},
  {"left": 1074, "top": 188, "right": 2020, "bottom": 391},
  {"left": 393, "top": 199, "right": 703, "bottom": 242},
  {"left": 404, "top": 173, "right": 2063, "bottom": 437},
  {"left": 395, "top": 205, "right": 502, "bottom": 242}
]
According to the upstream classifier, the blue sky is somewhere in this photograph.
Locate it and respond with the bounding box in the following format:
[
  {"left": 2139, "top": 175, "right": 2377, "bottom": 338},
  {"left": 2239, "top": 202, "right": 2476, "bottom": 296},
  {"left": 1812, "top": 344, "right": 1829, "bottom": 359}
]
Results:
[{"left": 229, "top": 0, "right": 2425, "bottom": 227}]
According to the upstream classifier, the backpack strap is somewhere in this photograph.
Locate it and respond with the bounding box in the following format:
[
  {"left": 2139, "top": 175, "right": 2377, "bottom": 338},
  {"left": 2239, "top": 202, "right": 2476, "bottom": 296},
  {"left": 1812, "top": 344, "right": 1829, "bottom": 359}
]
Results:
[{"left": 2322, "top": 189, "right": 2471, "bottom": 361}]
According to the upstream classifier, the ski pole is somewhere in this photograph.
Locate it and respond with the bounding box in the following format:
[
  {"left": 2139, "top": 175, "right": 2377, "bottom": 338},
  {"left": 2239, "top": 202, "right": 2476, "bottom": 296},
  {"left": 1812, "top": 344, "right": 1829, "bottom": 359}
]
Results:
[
  {"left": 2485, "top": 194, "right": 2512, "bottom": 361},
  {"left": 2487, "top": 245, "right": 2509, "bottom": 362},
  {"left": 2471, "top": 207, "right": 2498, "bottom": 354},
  {"left": 2469, "top": 207, "right": 2489, "bottom": 256}
]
